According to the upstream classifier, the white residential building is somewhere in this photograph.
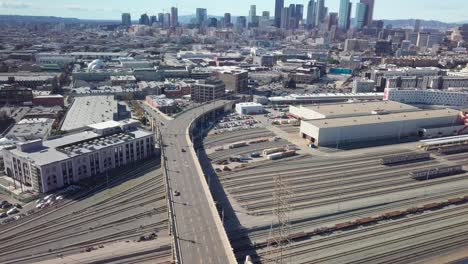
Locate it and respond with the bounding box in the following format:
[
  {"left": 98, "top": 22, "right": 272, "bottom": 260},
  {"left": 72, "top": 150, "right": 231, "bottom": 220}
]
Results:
[
  {"left": 2, "top": 120, "right": 155, "bottom": 193},
  {"left": 384, "top": 88, "right": 468, "bottom": 107}
]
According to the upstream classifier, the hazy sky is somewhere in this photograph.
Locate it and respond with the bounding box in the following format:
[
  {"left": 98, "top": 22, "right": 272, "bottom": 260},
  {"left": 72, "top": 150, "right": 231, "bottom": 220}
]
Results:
[{"left": 0, "top": 0, "right": 467, "bottom": 22}]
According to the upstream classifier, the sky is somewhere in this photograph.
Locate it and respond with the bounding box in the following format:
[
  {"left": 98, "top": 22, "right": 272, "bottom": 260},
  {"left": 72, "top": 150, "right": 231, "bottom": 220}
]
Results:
[{"left": 0, "top": 0, "right": 467, "bottom": 22}]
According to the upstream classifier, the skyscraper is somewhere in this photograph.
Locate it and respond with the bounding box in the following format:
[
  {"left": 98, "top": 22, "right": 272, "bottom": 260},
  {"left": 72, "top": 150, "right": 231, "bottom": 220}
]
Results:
[
  {"left": 306, "top": 0, "right": 317, "bottom": 28},
  {"left": 414, "top": 19, "right": 421, "bottom": 33},
  {"left": 158, "top": 13, "right": 164, "bottom": 26},
  {"left": 224, "top": 13, "right": 232, "bottom": 27},
  {"left": 139, "top": 13, "right": 150, "bottom": 26},
  {"left": 338, "top": 0, "right": 352, "bottom": 30},
  {"left": 281, "top": 7, "right": 289, "bottom": 29},
  {"left": 262, "top": 11, "right": 270, "bottom": 19},
  {"left": 315, "top": 0, "right": 325, "bottom": 26},
  {"left": 288, "top": 4, "right": 296, "bottom": 29},
  {"left": 170, "top": 7, "right": 178, "bottom": 28},
  {"left": 274, "top": 0, "right": 284, "bottom": 28},
  {"left": 196, "top": 8, "right": 208, "bottom": 26},
  {"left": 121, "top": 13, "right": 131, "bottom": 26},
  {"left": 360, "top": 0, "right": 375, "bottom": 26},
  {"left": 150, "top": 15, "right": 157, "bottom": 25},
  {"left": 295, "top": 4, "right": 304, "bottom": 28},
  {"left": 355, "top": 3, "right": 367, "bottom": 29},
  {"left": 249, "top": 5, "right": 256, "bottom": 24},
  {"left": 236, "top": 16, "right": 247, "bottom": 29},
  {"left": 326, "top": 12, "right": 338, "bottom": 31}
]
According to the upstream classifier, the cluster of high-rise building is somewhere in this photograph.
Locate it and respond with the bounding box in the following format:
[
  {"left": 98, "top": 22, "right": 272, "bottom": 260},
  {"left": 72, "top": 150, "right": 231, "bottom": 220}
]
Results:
[{"left": 121, "top": 7, "right": 179, "bottom": 29}]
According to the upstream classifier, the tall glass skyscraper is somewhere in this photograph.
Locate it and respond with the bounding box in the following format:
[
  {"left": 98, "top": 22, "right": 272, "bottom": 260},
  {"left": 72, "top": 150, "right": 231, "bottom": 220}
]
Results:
[
  {"left": 360, "top": 0, "right": 375, "bottom": 26},
  {"left": 355, "top": 2, "right": 367, "bottom": 29},
  {"left": 306, "top": 0, "right": 316, "bottom": 28},
  {"left": 274, "top": 0, "right": 284, "bottom": 28},
  {"left": 338, "top": 0, "right": 352, "bottom": 30}
]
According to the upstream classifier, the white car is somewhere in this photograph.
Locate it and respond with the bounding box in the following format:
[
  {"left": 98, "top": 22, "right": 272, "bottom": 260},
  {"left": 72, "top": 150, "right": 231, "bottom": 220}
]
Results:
[
  {"left": 36, "top": 203, "right": 44, "bottom": 209},
  {"left": 7, "top": 208, "right": 19, "bottom": 215}
]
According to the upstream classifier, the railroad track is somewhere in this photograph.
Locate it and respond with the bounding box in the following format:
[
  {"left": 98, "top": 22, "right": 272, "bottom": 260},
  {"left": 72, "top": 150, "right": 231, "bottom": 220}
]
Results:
[
  {"left": 0, "top": 173, "right": 164, "bottom": 238},
  {"left": 245, "top": 173, "right": 468, "bottom": 214},
  {"left": 0, "top": 159, "right": 162, "bottom": 233},
  {"left": 226, "top": 160, "right": 440, "bottom": 195},
  {"left": 1, "top": 224, "right": 170, "bottom": 264},
  {"left": 254, "top": 203, "right": 468, "bottom": 263},
  {"left": 298, "top": 215, "right": 468, "bottom": 264},
  {"left": 230, "top": 189, "right": 468, "bottom": 242},
  {"left": 204, "top": 129, "right": 273, "bottom": 146}
]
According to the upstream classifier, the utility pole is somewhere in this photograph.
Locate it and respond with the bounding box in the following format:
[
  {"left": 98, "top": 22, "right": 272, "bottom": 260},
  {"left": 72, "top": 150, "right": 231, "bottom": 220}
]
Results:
[{"left": 266, "top": 174, "right": 293, "bottom": 264}]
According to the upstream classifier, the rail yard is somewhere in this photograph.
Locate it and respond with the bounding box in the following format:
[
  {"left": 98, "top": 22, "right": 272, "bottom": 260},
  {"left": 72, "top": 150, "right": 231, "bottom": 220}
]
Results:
[
  {"left": 0, "top": 159, "right": 171, "bottom": 264},
  {"left": 201, "top": 110, "right": 468, "bottom": 264}
]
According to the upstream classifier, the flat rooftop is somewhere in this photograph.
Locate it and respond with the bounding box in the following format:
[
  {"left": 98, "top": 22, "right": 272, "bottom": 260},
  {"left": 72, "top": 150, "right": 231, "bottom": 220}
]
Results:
[
  {"left": 306, "top": 109, "right": 460, "bottom": 129},
  {"left": 10, "top": 120, "right": 152, "bottom": 166},
  {"left": 300, "top": 101, "right": 419, "bottom": 116},
  {"left": 6, "top": 118, "right": 54, "bottom": 140},
  {"left": 61, "top": 96, "right": 117, "bottom": 131}
]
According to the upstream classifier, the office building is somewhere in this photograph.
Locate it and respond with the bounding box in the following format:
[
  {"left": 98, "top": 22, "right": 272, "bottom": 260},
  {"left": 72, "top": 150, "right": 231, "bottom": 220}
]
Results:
[
  {"left": 0, "top": 85, "right": 33, "bottom": 105},
  {"left": 295, "top": 4, "right": 304, "bottom": 28},
  {"left": 139, "top": 13, "right": 150, "bottom": 26},
  {"left": 417, "top": 32, "right": 430, "bottom": 49},
  {"left": 249, "top": 5, "right": 256, "bottom": 24},
  {"left": 196, "top": 8, "right": 208, "bottom": 26},
  {"left": 170, "top": 7, "right": 178, "bottom": 28},
  {"left": 288, "top": 4, "right": 296, "bottom": 29},
  {"left": 2, "top": 120, "right": 155, "bottom": 193},
  {"left": 158, "top": 13, "right": 164, "bottom": 26},
  {"left": 326, "top": 12, "right": 338, "bottom": 31},
  {"left": 344, "top": 39, "right": 369, "bottom": 52},
  {"left": 281, "top": 7, "right": 290, "bottom": 29},
  {"left": 224, "top": 13, "right": 232, "bottom": 27},
  {"left": 274, "top": 0, "right": 284, "bottom": 27},
  {"left": 236, "top": 16, "right": 247, "bottom": 29},
  {"left": 414, "top": 19, "right": 421, "bottom": 32},
  {"left": 315, "top": 0, "right": 326, "bottom": 26},
  {"left": 360, "top": 0, "right": 374, "bottom": 26},
  {"left": 355, "top": 2, "right": 367, "bottom": 29},
  {"left": 306, "top": 0, "right": 317, "bottom": 28},
  {"left": 150, "top": 15, "right": 157, "bottom": 25},
  {"left": 121, "top": 13, "right": 131, "bottom": 26},
  {"left": 191, "top": 78, "right": 226, "bottom": 103},
  {"left": 338, "top": 0, "right": 352, "bottom": 30},
  {"left": 217, "top": 70, "right": 248, "bottom": 93}
]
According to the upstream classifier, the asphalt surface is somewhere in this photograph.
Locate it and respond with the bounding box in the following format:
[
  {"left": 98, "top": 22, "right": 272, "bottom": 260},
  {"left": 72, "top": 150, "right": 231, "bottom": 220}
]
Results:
[{"left": 145, "top": 101, "right": 234, "bottom": 264}]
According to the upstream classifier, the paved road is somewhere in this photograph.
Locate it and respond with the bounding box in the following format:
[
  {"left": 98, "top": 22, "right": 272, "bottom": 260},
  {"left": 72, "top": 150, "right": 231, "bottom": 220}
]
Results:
[{"left": 145, "top": 101, "right": 235, "bottom": 264}]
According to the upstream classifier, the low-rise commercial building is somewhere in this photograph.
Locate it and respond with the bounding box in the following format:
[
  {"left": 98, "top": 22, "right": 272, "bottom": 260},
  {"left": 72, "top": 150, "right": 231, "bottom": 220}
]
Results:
[
  {"left": 290, "top": 101, "right": 419, "bottom": 120},
  {"left": 0, "top": 85, "right": 33, "bottom": 105},
  {"left": 2, "top": 120, "right": 155, "bottom": 193},
  {"left": 6, "top": 118, "right": 54, "bottom": 141},
  {"left": 235, "top": 102, "right": 264, "bottom": 115},
  {"left": 61, "top": 96, "right": 130, "bottom": 132}
]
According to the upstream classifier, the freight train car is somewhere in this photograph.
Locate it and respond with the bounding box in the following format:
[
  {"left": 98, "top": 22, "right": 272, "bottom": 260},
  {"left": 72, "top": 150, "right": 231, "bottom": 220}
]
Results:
[
  {"left": 438, "top": 144, "right": 468, "bottom": 155},
  {"left": 380, "top": 153, "right": 430, "bottom": 165},
  {"left": 409, "top": 165, "right": 464, "bottom": 181}
]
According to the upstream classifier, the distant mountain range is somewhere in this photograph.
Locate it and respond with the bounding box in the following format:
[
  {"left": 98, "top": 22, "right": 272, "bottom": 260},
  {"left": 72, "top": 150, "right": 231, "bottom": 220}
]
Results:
[
  {"left": 382, "top": 19, "right": 462, "bottom": 30},
  {"left": 0, "top": 15, "right": 465, "bottom": 30}
]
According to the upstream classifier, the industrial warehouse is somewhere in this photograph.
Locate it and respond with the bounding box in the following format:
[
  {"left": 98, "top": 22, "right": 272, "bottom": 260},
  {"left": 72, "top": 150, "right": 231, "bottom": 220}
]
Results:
[{"left": 299, "top": 103, "right": 462, "bottom": 146}]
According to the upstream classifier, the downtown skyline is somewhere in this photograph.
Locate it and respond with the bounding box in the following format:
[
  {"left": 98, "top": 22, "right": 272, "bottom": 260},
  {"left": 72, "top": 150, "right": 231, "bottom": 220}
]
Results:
[{"left": 0, "top": 0, "right": 468, "bottom": 22}]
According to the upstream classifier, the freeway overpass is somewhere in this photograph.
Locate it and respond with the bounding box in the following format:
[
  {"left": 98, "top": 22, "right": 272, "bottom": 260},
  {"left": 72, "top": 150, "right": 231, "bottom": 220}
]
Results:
[{"left": 144, "top": 101, "right": 237, "bottom": 264}]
